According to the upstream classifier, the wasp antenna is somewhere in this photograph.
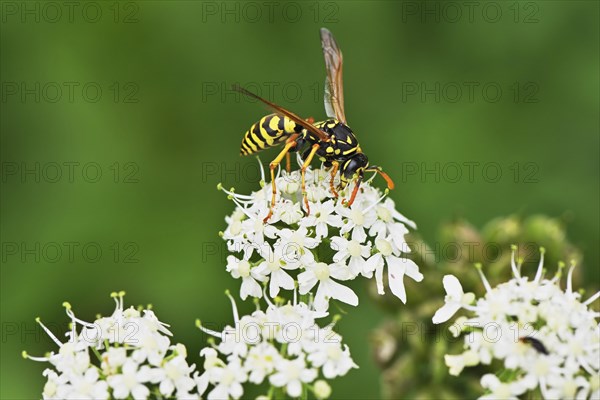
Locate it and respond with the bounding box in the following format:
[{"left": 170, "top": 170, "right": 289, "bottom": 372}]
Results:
[
  {"left": 367, "top": 166, "right": 394, "bottom": 190},
  {"left": 232, "top": 83, "right": 249, "bottom": 95},
  {"left": 378, "top": 170, "right": 395, "bottom": 190}
]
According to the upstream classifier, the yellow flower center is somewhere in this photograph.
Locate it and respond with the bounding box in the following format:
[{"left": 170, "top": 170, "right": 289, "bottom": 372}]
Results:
[
  {"left": 376, "top": 238, "right": 393, "bottom": 257},
  {"left": 238, "top": 260, "right": 251, "bottom": 277},
  {"left": 350, "top": 209, "right": 365, "bottom": 226},
  {"left": 314, "top": 263, "right": 330, "bottom": 281},
  {"left": 347, "top": 241, "right": 362, "bottom": 258}
]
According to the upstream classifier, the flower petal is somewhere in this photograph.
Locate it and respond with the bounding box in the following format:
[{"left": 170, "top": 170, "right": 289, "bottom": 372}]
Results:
[
  {"left": 326, "top": 280, "right": 359, "bottom": 307},
  {"left": 287, "top": 380, "right": 302, "bottom": 398},
  {"left": 442, "top": 275, "right": 463, "bottom": 298},
  {"left": 329, "top": 263, "right": 354, "bottom": 281},
  {"left": 375, "top": 263, "right": 385, "bottom": 295},
  {"left": 402, "top": 258, "right": 423, "bottom": 282},
  {"left": 298, "top": 271, "right": 318, "bottom": 294},
  {"left": 351, "top": 226, "right": 367, "bottom": 242},
  {"left": 313, "top": 284, "right": 329, "bottom": 312},
  {"left": 432, "top": 302, "right": 461, "bottom": 324},
  {"left": 241, "top": 277, "right": 262, "bottom": 300},
  {"left": 386, "top": 256, "right": 407, "bottom": 302}
]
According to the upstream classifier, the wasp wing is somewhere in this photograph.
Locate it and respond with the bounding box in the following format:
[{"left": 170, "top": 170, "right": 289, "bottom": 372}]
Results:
[
  {"left": 320, "top": 28, "right": 346, "bottom": 123},
  {"left": 233, "top": 84, "right": 330, "bottom": 142},
  {"left": 323, "top": 78, "right": 336, "bottom": 120}
]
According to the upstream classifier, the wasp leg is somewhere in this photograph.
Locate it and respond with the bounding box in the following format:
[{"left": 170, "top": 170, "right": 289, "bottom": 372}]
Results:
[
  {"left": 329, "top": 161, "right": 339, "bottom": 198},
  {"left": 265, "top": 134, "right": 300, "bottom": 223},
  {"left": 301, "top": 144, "right": 320, "bottom": 215},
  {"left": 285, "top": 153, "right": 291, "bottom": 173},
  {"left": 343, "top": 176, "right": 362, "bottom": 207}
]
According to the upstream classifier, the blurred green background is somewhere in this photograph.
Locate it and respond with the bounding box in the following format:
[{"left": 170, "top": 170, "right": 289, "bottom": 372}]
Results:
[{"left": 1, "top": 1, "right": 598, "bottom": 399}]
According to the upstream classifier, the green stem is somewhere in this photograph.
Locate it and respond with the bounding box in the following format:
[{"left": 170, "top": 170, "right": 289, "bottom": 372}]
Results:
[
  {"left": 301, "top": 383, "right": 309, "bottom": 400},
  {"left": 267, "top": 385, "right": 275, "bottom": 400},
  {"left": 152, "top": 387, "right": 164, "bottom": 399},
  {"left": 91, "top": 346, "right": 103, "bottom": 364},
  {"left": 280, "top": 342, "right": 288, "bottom": 356},
  {"left": 272, "top": 386, "right": 286, "bottom": 400}
]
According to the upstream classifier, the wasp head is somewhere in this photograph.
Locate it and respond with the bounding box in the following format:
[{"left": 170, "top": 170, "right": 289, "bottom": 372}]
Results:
[{"left": 340, "top": 153, "right": 369, "bottom": 188}]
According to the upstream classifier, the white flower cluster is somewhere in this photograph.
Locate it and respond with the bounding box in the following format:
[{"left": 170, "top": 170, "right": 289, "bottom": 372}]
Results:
[
  {"left": 24, "top": 292, "right": 205, "bottom": 400},
  {"left": 25, "top": 162, "right": 419, "bottom": 399},
  {"left": 220, "top": 163, "right": 422, "bottom": 310},
  {"left": 196, "top": 292, "right": 356, "bottom": 400},
  {"left": 432, "top": 247, "right": 600, "bottom": 400}
]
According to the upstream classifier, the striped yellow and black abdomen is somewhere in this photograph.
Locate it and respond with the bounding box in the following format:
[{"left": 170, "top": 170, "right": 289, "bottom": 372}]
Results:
[{"left": 240, "top": 114, "right": 304, "bottom": 155}]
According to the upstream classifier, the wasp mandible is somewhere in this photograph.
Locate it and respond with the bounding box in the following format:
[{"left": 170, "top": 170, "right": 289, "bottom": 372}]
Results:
[{"left": 235, "top": 28, "right": 394, "bottom": 223}]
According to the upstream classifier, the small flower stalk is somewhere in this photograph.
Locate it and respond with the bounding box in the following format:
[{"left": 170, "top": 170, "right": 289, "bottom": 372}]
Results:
[
  {"left": 24, "top": 292, "right": 204, "bottom": 399},
  {"left": 432, "top": 247, "right": 600, "bottom": 399},
  {"left": 220, "top": 161, "right": 423, "bottom": 311}
]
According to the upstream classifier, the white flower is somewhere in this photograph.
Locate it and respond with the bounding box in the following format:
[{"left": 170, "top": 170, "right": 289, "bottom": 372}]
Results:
[
  {"left": 337, "top": 201, "right": 376, "bottom": 242},
  {"left": 206, "top": 358, "right": 247, "bottom": 400},
  {"left": 245, "top": 342, "right": 280, "bottom": 384},
  {"left": 462, "top": 330, "right": 496, "bottom": 365},
  {"left": 101, "top": 347, "right": 127, "bottom": 375},
  {"left": 25, "top": 292, "right": 202, "bottom": 399},
  {"left": 107, "top": 360, "right": 152, "bottom": 399},
  {"left": 63, "top": 367, "right": 109, "bottom": 400},
  {"left": 313, "top": 379, "right": 332, "bottom": 399},
  {"left": 239, "top": 212, "right": 279, "bottom": 253},
  {"left": 222, "top": 209, "right": 249, "bottom": 255},
  {"left": 226, "top": 255, "right": 266, "bottom": 300},
  {"left": 43, "top": 368, "right": 71, "bottom": 399},
  {"left": 198, "top": 292, "right": 257, "bottom": 358},
  {"left": 219, "top": 163, "right": 421, "bottom": 310},
  {"left": 254, "top": 242, "right": 299, "bottom": 298},
  {"left": 301, "top": 199, "right": 343, "bottom": 238},
  {"left": 262, "top": 302, "right": 326, "bottom": 354},
  {"left": 130, "top": 329, "right": 171, "bottom": 367},
  {"left": 197, "top": 294, "right": 356, "bottom": 399},
  {"left": 269, "top": 356, "right": 317, "bottom": 398},
  {"left": 432, "top": 275, "right": 475, "bottom": 324},
  {"left": 277, "top": 226, "right": 319, "bottom": 263},
  {"left": 479, "top": 374, "right": 527, "bottom": 400},
  {"left": 544, "top": 373, "right": 590, "bottom": 400},
  {"left": 198, "top": 348, "right": 225, "bottom": 386},
  {"left": 434, "top": 247, "right": 600, "bottom": 399},
  {"left": 305, "top": 331, "right": 358, "bottom": 378},
  {"left": 331, "top": 236, "right": 372, "bottom": 278},
  {"left": 50, "top": 341, "right": 91, "bottom": 375},
  {"left": 280, "top": 170, "right": 301, "bottom": 194},
  {"left": 366, "top": 236, "right": 423, "bottom": 302},
  {"left": 369, "top": 198, "right": 417, "bottom": 237},
  {"left": 298, "top": 262, "right": 359, "bottom": 312},
  {"left": 279, "top": 199, "right": 304, "bottom": 225},
  {"left": 444, "top": 351, "right": 479, "bottom": 376},
  {"left": 520, "top": 354, "right": 565, "bottom": 395},
  {"left": 153, "top": 355, "right": 197, "bottom": 397}
]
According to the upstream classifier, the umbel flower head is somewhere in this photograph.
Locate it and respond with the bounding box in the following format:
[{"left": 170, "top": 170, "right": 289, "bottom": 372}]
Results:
[
  {"left": 24, "top": 291, "right": 205, "bottom": 400},
  {"left": 432, "top": 247, "right": 600, "bottom": 399},
  {"left": 196, "top": 291, "right": 357, "bottom": 400},
  {"left": 220, "top": 161, "right": 423, "bottom": 310}
]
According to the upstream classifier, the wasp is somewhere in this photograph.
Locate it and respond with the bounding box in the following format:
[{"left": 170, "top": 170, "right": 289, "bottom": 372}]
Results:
[{"left": 235, "top": 28, "right": 394, "bottom": 223}]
